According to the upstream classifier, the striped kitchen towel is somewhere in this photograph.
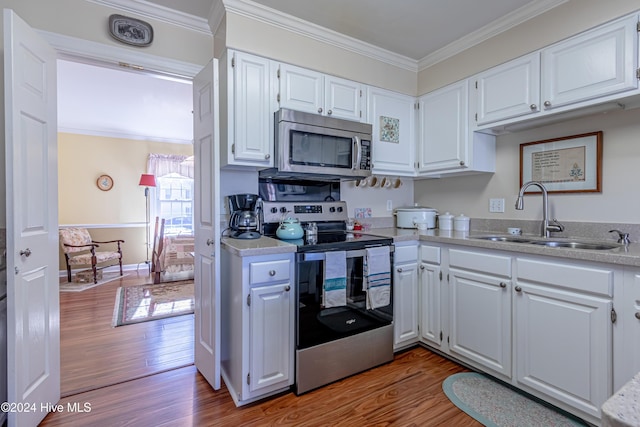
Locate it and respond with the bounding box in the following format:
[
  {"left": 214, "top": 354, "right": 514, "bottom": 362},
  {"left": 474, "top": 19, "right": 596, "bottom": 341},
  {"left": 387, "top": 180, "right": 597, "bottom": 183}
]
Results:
[
  {"left": 365, "top": 246, "right": 391, "bottom": 309},
  {"left": 323, "top": 251, "right": 347, "bottom": 308}
]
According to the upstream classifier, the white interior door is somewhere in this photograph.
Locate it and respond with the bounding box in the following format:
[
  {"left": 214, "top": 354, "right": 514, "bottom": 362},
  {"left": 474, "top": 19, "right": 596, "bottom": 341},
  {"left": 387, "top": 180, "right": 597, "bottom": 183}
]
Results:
[
  {"left": 193, "top": 59, "right": 221, "bottom": 389},
  {"left": 4, "top": 8, "right": 60, "bottom": 426}
]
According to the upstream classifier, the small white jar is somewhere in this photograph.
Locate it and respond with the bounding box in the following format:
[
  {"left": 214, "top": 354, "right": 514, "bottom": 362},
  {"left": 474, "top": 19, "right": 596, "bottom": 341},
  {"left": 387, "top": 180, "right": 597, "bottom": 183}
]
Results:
[
  {"left": 453, "top": 214, "right": 470, "bottom": 232},
  {"left": 438, "top": 212, "right": 454, "bottom": 230}
]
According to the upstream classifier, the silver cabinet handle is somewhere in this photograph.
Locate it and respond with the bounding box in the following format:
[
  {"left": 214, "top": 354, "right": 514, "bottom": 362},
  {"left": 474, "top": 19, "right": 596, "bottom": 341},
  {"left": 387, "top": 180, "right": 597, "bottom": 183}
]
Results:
[
  {"left": 284, "top": 285, "right": 291, "bottom": 292},
  {"left": 269, "top": 270, "right": 276, "bottom": 276},
  {"left": 420, "top": 265, "right": 425, "bottom": 270},
  {"left": 396, "top": 267, "right": 403, "bottom": 273},
  {"left": 635, "top": 312, "right": 640, "bottom": 320},
  {"left": 543, "top": 101, "right": 551, "bottom": 108},
  {"left": 327, "top": 109, "right": 333, "bottom": 115},
  {"left": 19, "top": 248, "right": 31, "bottom": 257},
  {"left": 317, "top": 107, "right": 323, "bottom": 114},
  {"left": 206, "top": 239, "right": 214, "bottom": 246},
  {"left": 530, "top": 104, "right": 537, "bottom": 110},
  {"left": 459, "top": 160, "right": 465, "bottom": 166},
  {"left": 265, "top": 153, "right": 270, "bottom": 160},
  {"left": 499, "top": 282, "right": 507, "bottom": 288},
  {"left": 514, "top": 285, "right": 522, "bottom": 292}
]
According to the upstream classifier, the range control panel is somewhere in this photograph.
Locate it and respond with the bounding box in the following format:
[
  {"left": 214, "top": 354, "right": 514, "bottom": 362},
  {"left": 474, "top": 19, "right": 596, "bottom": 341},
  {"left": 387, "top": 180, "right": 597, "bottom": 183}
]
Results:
[{"left": 262, "top": 201, "right": 348, "bottom": 224}]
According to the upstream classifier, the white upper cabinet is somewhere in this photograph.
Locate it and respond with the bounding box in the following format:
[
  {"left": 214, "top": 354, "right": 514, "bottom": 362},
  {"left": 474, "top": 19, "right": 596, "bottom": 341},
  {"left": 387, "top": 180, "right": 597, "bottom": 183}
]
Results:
[
  {"left": 220, "top": 50, "right": 275, "bottom": 167},
  {"left": 418, "top": 80, "right": 469, "bottom": 173},
  {"left": 473, "top": 13, "right": 639, "bottom": 130},
  {"left": 541, "top": 14, "right": 638, "bottom": 110},
  {"left": 367, "top": 86, "right": 416, "bottom": 175},
  {"left": 474, "top": 52, "right": 541, "bottom": 125},
  {"left": 277, "top": 63, "right": 365, "bottom": 121}
]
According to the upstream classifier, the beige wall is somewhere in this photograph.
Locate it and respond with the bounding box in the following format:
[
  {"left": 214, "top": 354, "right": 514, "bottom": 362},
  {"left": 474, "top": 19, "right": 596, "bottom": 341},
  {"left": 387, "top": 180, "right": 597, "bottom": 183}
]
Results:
[
  {"left": 415, "top": 107, "right": 640, "bottom": 225},
  {"left": 418, "top": 0, "right": 640, "bottom": 94},
  {"left": 58, "top": 133, "right": 192, "bottom": 266},
  {"left": 223, "top": 12, "right": 417, "bottom": 96}
]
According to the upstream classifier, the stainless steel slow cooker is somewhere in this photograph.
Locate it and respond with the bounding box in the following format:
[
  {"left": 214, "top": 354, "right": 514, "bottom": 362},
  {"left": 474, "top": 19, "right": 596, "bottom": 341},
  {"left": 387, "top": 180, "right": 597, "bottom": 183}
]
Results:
[{"left": 394, "top": 205, "right": 438, "bottom": 229}]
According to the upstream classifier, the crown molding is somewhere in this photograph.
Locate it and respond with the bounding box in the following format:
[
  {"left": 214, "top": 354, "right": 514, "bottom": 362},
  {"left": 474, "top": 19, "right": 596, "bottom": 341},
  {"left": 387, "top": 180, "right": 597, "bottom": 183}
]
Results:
[
  {"left": 58, "top": 126, "right": 193, "bottom": 145},
  {"left": 222, "top": 0, "right": 419, "bottom": 72},
  {"left": 87, "top": 0, "right": 212, "bottom": 35},
  {"left": 418, "top": 0, "right": 569, "bottom": 70}
]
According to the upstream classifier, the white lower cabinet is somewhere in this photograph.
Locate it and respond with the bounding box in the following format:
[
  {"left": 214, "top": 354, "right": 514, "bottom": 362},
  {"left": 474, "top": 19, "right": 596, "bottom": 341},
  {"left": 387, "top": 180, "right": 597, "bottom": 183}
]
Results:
[
  {"left": 448, "top": 248, "right": 512, "bottom": 380},
  {"left": 514, "top": 258, "right": 613, "bottom": 424},
  {"left": 393, "top": 242, "right": 419, "bottom": 350},
  {"left": 221, "top": 250, "right": 295, "bottom": 406},
  {"left": 419, "top": 244, "right": 443, "bottom": 350}
]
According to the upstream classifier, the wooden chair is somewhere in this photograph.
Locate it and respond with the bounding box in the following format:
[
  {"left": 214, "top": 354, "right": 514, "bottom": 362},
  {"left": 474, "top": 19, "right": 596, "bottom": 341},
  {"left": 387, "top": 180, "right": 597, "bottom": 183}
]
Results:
[{"left": 59, "top": 227, "right": 124, "bottom": 284}]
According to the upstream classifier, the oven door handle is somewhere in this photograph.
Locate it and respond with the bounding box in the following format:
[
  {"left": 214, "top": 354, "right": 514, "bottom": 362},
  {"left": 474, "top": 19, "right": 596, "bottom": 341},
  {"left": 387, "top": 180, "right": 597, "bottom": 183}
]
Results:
[{"left": 300, "top": 245, "right": 393, "bottom": 262}]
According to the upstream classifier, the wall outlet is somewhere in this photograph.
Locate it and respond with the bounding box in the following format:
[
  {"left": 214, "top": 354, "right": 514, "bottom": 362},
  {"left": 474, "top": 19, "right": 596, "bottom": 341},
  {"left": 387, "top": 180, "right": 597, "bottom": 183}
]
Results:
[
  {"left": 489, "top": 198, "right": 505, "bottom": 213},
  {"left": 386, "top": 200, "right": 393, "bottom": 211}
]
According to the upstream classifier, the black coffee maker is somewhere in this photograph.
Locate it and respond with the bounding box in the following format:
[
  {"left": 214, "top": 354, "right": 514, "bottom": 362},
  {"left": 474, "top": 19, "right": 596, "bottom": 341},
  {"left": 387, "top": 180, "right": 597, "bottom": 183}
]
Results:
[{"left": 228, "top": 193, "right": 262, "bottom": 239}]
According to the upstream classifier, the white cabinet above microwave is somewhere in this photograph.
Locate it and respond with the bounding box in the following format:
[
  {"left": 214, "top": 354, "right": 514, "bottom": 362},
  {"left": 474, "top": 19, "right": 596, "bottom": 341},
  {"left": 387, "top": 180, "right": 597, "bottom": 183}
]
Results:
[{"left": 276, "top": 63, "right": 366, "bottom": 122}]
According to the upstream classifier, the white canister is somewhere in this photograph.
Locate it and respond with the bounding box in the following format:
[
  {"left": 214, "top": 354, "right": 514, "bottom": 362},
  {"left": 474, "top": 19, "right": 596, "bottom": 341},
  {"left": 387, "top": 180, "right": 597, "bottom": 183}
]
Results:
[
  {"left": 453, "top": 214, "right": 470, "bottom": 232},
  {"left": 438, "top": 212, "right": 454, "bottom": 230}
]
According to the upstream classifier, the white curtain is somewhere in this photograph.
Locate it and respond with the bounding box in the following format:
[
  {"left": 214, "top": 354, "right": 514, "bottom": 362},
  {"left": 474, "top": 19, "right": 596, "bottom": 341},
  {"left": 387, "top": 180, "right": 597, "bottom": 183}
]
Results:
[{"left": 147, "top": 153, "right": 194, "bottom": 178}]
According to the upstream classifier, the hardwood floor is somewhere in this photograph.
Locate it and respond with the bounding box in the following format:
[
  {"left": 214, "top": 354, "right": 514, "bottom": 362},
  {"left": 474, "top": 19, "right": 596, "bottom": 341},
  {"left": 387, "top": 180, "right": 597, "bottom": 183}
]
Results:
[
  {"left": 49, "top": 271, "right": 479, "bottom": 426},
  {"left": 59, "top": 271, "right": 194, "bottom": 396}
]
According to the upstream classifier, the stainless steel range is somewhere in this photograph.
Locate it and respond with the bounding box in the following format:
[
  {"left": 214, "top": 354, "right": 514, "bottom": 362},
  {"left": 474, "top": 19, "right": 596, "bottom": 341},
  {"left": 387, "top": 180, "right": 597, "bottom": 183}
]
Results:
[{"left": 262, "top": 199, "right": 394, "bottom": 395}]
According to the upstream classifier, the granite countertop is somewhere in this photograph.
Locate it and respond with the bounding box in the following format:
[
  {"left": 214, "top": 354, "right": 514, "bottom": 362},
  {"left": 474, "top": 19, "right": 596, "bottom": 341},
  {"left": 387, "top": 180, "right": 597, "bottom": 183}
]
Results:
[
  {"left": 221, "top": 226, "right": 640, "bottom": 267},
  {"left": 602, "top": 371, "right": 640, "bottom": 427}
]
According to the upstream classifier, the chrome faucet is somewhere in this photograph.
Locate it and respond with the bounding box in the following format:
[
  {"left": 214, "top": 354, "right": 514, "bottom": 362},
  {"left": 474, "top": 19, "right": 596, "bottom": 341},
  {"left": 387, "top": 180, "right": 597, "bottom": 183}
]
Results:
[{"left": 515, "top": 181, "right": 564, "bottom": 238}]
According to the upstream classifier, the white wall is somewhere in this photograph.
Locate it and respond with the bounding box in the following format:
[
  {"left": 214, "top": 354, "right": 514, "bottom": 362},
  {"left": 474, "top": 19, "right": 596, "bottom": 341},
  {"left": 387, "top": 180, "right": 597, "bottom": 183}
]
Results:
[{"left": 415, "top": 107, "right": 640, "bottom": 224}]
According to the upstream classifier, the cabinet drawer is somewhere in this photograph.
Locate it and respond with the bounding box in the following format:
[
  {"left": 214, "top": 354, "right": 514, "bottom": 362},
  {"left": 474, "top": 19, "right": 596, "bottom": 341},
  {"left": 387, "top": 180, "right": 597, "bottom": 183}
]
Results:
[
  {"left": 394, "top": 244, "right": 418, "bottom": 264},
  {"left": 449, "top": 248, "right": 511, "bottom": 277},
  {"left": 420, "top": 244, "right": 441, "bottom": 264},
  {"left": 517, "top": 258, "right": 612, "bottom": 296},
  {"left": 249, "top": 259, "right": 291, "bottom": 285}
]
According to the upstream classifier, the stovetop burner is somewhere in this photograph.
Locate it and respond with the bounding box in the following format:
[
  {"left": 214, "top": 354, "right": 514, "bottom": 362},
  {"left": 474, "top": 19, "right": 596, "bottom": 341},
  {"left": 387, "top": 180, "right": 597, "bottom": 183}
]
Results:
[{"left": 281, "top": 230, "right": 393, "bottom": 253}]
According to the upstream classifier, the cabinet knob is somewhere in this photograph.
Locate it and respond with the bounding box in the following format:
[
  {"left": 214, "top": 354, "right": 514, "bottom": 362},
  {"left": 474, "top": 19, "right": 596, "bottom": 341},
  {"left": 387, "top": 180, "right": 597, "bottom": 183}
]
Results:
[
  {"left": 396, "top": 267, "right": 403, "bottom": 273},
  {"left": 420, "top": 265, "right": 425, "bottom": 270},
  {"left": 543, "top": 100, "right": 551, "bottom": 108},
  {"left": 284, "top": 285, "right": 291, "bottom": 292},
  {"left": 206, "top": 239, "right": 214, "bottom": 246},
  {"left": 265, "top": 153, "right": 271, "bottom": 160},
  {"left": 318, "top": 107, "right": 323, "bottom": 114},
  {"left": 530, "top": 104, "right": 537, "bottom": 111},
  {"left": 499, "top": 282, "right": 507, "bottom": 288},
  {"left": 269, "top": 270, "right": 276, "bottom": 276},
  {"left": 459, "top": 160, "right": 465, "bottom": 166},
  {"left": 327, "top": 109, "right": 333, "bottom": 115},
  {"left": 19, "top": 248, "right": 32, "bottom": 257},
  {"left": 514, "top": 285, "right": 522, "bottom": 292},
  {"left": 635, "top": 312, "right": 640, "bottom": 320}
]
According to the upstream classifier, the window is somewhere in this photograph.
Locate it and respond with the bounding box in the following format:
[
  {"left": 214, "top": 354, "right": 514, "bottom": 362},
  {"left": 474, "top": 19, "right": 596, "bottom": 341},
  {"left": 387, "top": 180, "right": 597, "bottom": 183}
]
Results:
[{"left": 155, "top": 173, "right": 193, "bottom": 235}]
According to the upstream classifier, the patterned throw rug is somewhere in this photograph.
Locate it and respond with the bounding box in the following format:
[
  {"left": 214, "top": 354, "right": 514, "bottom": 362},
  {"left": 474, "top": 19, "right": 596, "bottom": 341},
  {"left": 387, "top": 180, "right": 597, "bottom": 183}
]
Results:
[
  {"left": 442, "top": 372, "right": 588, "bottom": 427},
  {"left": 112, "top": 280, "right": 194, "bottom": 327}
]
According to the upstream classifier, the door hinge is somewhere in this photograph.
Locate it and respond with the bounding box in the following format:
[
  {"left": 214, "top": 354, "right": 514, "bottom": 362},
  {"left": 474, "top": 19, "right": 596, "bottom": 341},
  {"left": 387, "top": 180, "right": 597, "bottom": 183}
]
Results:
[
  {"left": 475, "top": 80, "right": 478, "bottom": 89},
  {"left": 637, "top": 21, "right": 640, "bottom": 32},
  {"left": 247, "top": 294, "right": 251, "bottom": 306},
  {"left": 475, "top": 113, "right": 478, "bottom": 122},
  {"left": 611, "top": 307, "right": 617, "bottom": 323},
  {"left": 439, "top": 331, "right": 443, "bottom": 341},
  {"left": 439, "top": 271, "right": 443, "bottom": 281},
  {"left": 277, "top": 68, "right": 280, "bottom": 79},
  {"left": 447, "top": 273, "right": 450, "bottom": 282},
  {"left": 636, "top": 68, "right": 640, "bottom": 80},
  {"left": 414, "top": 102, "right": 419, "bottom": 110},
  {"left": 231, "top": 143, "right": 235, "bottom": 154},
  {"left": 447, "top": 336, "right": 450, "bottom": 344},
  {"left": 277, "top": 93, "right": 281, "bottom": 103},
  {"left": 247, "top": 373, "right": 250, "bottom": 385},
  {"left": 359, "top": 89, "right": 362, "bottom": 97},
  {"left": 231, "top": 56, "right": 235, "bottom": 68}
]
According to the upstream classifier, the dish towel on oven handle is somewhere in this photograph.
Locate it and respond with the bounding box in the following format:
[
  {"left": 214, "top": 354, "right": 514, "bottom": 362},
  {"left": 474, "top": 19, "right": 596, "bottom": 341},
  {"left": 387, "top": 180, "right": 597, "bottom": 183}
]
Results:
[
  {"left": 365, "top": 246, "right": 391, "bottom": 309},
  {"left": 323, "top": 250, "right": 347, "bottom": 308}
]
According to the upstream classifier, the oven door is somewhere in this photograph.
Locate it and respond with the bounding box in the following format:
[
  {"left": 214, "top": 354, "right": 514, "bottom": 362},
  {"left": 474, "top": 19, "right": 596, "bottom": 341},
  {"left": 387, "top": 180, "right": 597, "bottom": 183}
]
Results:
[{"left": 295, "top": 247, "right": 393, "bottom": 350}]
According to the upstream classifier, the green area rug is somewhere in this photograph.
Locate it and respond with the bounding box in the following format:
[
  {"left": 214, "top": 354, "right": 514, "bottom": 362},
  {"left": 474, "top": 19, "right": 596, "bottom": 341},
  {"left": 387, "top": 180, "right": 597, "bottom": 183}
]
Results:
[
  {"left": 443, "top": 372, "right": 588, "bottom": 427},
  {"left": 112, "top": 280, "right": 194, "bottom": 327}
]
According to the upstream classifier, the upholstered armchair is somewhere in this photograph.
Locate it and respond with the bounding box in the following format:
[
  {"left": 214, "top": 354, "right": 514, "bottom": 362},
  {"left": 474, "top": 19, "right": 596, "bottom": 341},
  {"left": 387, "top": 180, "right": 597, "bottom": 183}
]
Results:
[{"left": 59, "top": 227, "right": 124, "bottom": 284}]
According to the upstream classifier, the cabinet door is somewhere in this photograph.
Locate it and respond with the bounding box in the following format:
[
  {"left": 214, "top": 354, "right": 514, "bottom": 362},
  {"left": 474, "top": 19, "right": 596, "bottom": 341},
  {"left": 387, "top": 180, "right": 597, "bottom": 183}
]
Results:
[
  {"left": 231, "top": 51, "right": 273, "bottom": 165},
  {"left": 324, "top": 75, "right": 364, "bottom": 121},
  {"left": 393, "top": 261, "right": 419, "bottom": 349},
  {"left": 418, "top": 80, "right": 469, "bottom": 173},
  {"left": 514, "top": 281, "right": 611, "bottom": 420},
  {"left": 419, "top": 262, "right": 442, "bottom": 349},
  {"left": 449, "top": 268, "right": 511, "bottom": 378},
  {"left": 474, "top": 52, "right": 541, "bottom": 125},
  {"left": 278, "top": 63, "right": 323, "bottom": 114},
  {"left": 541, "top": 14, "right": 638, "bottom": 110},
  {"left": 367, "top": 87, "right": 416, "bottom": 175},
  {"left": 249, "top": 282, "right": 293, "bottom": 393}
]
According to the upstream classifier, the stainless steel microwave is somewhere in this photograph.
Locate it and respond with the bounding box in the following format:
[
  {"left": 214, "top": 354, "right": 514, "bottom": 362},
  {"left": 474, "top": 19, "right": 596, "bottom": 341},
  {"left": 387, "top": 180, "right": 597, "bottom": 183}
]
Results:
[{"left": 272, "top": 108, "right": 373, "bottom": 179}]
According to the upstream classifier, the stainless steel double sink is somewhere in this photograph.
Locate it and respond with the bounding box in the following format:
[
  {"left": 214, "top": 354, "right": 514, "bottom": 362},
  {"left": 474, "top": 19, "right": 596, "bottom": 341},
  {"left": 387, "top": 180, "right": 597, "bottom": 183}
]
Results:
[{"left": 471, "top": 235, "right": 622, "bottom": 251}]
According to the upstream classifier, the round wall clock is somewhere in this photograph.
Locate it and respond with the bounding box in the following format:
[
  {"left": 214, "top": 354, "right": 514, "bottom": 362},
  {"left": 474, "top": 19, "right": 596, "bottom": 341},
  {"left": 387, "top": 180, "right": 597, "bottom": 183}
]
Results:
[{"left": 97, "top": 174, "right": 114, "bottom": 191}]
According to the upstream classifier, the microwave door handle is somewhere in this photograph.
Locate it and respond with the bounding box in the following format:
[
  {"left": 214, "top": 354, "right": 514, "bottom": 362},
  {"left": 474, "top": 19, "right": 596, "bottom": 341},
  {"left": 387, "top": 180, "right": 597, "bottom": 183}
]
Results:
[{"left": 353, "top": 136, "right": 362, "bottom": 170}]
